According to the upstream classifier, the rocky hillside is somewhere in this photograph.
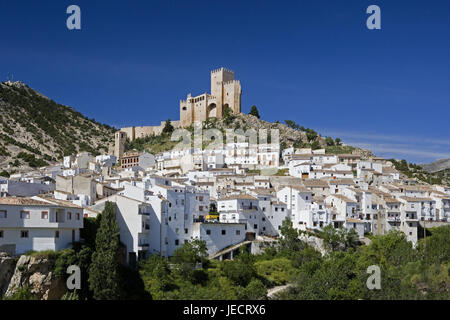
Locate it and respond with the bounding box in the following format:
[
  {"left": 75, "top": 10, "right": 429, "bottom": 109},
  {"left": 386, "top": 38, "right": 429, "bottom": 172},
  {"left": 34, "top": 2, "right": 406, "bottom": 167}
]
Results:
[
  {"left": 389, "top": 158, "right": 450, "bottom": 185},
  {"left": 0, "top": 81, "right": 115, "bottom": 171},
  {"left": 421, "top": 158, "right": 450, "bottom": 173},
  {"left": 0, "top": 252, "right": 66, "bottom": 300}
]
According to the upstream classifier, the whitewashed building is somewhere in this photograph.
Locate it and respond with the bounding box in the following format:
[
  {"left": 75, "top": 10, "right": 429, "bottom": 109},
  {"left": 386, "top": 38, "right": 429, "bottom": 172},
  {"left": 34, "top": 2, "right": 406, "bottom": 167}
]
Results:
[{"left": 0, "top": 197, "right": 83, "bottom": 255}]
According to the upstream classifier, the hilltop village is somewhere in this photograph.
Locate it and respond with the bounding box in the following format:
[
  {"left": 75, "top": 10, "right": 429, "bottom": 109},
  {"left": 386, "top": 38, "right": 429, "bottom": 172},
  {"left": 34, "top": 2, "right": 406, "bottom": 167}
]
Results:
[{"left": 1, "top": 68, "right": 449, "bottom": 266}]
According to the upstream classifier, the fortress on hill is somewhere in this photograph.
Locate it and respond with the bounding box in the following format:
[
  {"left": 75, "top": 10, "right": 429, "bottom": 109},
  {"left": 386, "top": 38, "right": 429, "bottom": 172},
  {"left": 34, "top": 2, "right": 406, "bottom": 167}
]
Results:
[{"left": 118, "top": 67, "right": 242, "bottom": 144}]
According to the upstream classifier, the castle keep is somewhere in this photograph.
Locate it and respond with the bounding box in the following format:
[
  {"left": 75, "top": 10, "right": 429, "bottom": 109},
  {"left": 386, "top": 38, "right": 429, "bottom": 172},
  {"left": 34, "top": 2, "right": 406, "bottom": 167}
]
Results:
[{"left": 180, "top": 67, "right": 242, "bottom": 127}]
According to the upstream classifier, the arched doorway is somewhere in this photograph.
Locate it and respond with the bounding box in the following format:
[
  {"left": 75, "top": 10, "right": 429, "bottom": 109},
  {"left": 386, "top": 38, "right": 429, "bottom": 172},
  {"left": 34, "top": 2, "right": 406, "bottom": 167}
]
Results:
[{"left": 207, "top": 103, "right": 217, "bottom": 118}]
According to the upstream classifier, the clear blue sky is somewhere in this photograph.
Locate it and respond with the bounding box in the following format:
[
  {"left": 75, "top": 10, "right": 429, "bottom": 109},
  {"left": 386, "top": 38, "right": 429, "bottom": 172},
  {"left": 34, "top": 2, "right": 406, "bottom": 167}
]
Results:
[{"left": 1, "top": 0, "right": 449, "bottom": 163}]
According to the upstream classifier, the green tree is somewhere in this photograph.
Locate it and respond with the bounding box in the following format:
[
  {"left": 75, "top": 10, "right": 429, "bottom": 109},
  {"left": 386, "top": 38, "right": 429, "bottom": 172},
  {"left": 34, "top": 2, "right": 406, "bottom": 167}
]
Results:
[
  {"left": 320, "top": 225, "right": 359, "bottom": 252},
  {"left": 241, "top": 279, "right": 267, "bottom": 299},
  {"left": 140, "top": 255, "right": 173, "bottom": 297},
  {"left": 279, "top": 218, "right": 305, "bottom": 254},
  {"left": 249, "top": 105, "right": 260, "bottom": 119},
  {"left": 325, "top": 137, "right": 335, "bottom": 146},
  {"left": 311, "top": 141, "right": 321, "bottom": 150},
  {"left": 335, "top": 138, "right": 341, "bottom": 146},
  {"left": 221, "top": 247, "right": 257, "bottom": 287},
  {"left": 223, "top": 106, "right": 235, "bottom": 125},
  {"left": 171, "top": 239, "right": 208, "bottom": 282},
  {"left": 0, "top": 170, "right": 10, "bottom": 178},
  {"left": 88, "top": 202, "right": 121, "bottom": 300},
  {"left": 162, "top": 118, "right": 174, "bottom": 134},
  {"left": 416, "top": 225, "right": 450, "bottom": 265}
]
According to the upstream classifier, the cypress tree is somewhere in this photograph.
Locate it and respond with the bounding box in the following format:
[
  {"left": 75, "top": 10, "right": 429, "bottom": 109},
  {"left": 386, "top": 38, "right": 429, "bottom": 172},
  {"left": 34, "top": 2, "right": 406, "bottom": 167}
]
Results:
[
  {"left": 162, "top": 118, "right": 174, "bottom": 134},
  {"left": 249, "top": 105, "right": 260, "bottom": 119},
  {"left": 88, "top": 201, "right": 121, "bottom": 299}
]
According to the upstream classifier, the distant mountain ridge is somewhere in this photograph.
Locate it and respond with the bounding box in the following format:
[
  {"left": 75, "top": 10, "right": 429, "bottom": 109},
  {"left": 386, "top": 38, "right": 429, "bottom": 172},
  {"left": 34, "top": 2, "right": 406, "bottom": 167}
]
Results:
[
  {"left": 421, "top": 158, "right": 450, "bottom": 173},
  {"left": 0, "top": 81, "right": 115, "bottom": 170}
]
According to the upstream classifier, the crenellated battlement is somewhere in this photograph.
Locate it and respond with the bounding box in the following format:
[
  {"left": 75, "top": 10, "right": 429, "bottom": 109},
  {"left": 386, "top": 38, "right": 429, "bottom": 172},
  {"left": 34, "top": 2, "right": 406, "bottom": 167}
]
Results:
[
  {"left": 211, "top": 67, "right": 234, "bottom": 74},
  {"left": 223, "top": 79, "right": 240, "bottom": 86}
]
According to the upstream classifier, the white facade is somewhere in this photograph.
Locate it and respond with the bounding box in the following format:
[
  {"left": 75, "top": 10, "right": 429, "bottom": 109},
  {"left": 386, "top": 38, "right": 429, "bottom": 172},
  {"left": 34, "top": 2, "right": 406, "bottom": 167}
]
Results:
[
  {"left": 0, "top": 197, "right": 83, "bottom": 255},
  {"left": 0, "top": 178, "right": 54, "bottom": 198}
]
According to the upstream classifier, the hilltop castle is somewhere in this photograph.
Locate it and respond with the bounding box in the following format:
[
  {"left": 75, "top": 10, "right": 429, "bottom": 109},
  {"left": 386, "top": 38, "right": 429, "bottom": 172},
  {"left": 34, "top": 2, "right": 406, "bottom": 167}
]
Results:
[
  {"left": 116, "top": 68, "right": 242, "bottom": 158},
  {"left": 180, "top": 67, "right": 242, "bottom": 126}
]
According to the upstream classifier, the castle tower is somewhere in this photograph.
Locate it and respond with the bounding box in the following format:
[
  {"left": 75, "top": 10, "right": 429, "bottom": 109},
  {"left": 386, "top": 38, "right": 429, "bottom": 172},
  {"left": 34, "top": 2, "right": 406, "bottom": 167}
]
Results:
[
  {"left": 114, "top": 131, "right": 127, "bottom": 159},
  {"left": 180, "top": 67, "right": 242, "bottom": 127},
  {"left": 211, "top": 68, "right": 234, "bottom": 118}
]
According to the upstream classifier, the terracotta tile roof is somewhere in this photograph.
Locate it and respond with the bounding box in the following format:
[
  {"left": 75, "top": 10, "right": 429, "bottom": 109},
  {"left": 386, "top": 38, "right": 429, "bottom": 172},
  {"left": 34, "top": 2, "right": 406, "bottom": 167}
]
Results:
[
  {"left": 332, "top": 194, "right": 356, "bottom": 203},
  {"left": 0, "top": 197, "right": 54, "bottom": 206},
  {"left": 218, "top": 194, "right": 258, "bottom": 201}
]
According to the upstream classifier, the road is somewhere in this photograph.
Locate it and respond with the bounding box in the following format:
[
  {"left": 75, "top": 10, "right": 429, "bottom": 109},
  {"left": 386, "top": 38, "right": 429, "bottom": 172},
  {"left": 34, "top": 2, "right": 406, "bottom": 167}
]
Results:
[{"left": 267, "top": 284, "right": 293, "bottom": 299}]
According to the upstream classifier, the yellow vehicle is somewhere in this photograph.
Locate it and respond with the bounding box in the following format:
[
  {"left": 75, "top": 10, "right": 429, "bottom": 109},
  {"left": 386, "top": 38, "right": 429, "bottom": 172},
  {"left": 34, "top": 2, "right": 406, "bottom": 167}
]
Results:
[{"left": 205, "top": 214, "right": 219, "bottom": 221}]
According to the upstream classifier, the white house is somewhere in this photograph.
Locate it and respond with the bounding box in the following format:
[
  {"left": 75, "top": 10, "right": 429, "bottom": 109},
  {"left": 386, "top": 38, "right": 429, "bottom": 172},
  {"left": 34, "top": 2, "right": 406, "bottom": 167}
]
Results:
[
  {"left": 0, "top": 197, "right": 83, "bottom": 255},
  {"left": 93, "top": 194, "right": 154, "bottom": 265},
  {"left": 277, "top": 185, "right": 313, "bottom": 231},
  {"left": 218, "top": 194, "right": 261, "bottom": 237},
  {"left": 191, "top": 222, "right": 246, "bottom": 255},
  {"left": 0, "top": 178, "right": 54, "bottom": 198}
]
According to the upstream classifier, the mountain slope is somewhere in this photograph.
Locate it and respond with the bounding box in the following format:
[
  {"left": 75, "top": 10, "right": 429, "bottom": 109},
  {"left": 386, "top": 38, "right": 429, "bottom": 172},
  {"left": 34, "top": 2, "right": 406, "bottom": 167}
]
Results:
[
  {"left": 0, "top": 81, "right": 115, "bottom": 170},
  {"left": 421, "top": 158, "right": 450, "bottom": 173}
]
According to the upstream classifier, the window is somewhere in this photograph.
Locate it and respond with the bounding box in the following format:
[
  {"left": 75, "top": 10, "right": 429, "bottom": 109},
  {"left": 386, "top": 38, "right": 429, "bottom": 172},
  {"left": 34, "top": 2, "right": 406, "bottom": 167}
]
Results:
[
  {"left": 184, "top": 228, "right": 188, "bottom": 234},
  {"left": 221, "top": 229, "right": 226, "bottom": 235},
  {"left": 21, "top": 230, "right": 29, "bottom": 238},
  {"left": 20, "top": 211, "right": 30, "bottom": 219},
  {"left": 0, "top": 210, "right": 7, "bottom": 218},
  {"left": 206, "top": 229, "right": 211, "bottom": 235},
  {"left": 236, "top": 230, "right": 240, "bottom": 235},
  {"left": 67, "top": 212, "right": 72, "bottom": 220},
  {"left": 76, "top": 213, "right": 80, "bottom": 220},
  {"left": 41, "top": 211, "right": 48, "bottom": 219},
  {"left": 0, "top": 230, "right": 3, "bottom": 238},
  {"left": 175, "top": 239, "right": 179, "bottom": 246},
  {"left": 55, "top": 231, "right": 60, "bottom": 238},
  {"left": 254, "top": 224, "right": 258, "bottom": 229}
]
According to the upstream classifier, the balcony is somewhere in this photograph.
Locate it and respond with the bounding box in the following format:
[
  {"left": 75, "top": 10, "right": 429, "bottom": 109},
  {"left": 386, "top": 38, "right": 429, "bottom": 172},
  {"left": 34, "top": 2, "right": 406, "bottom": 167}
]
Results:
[
  {"left": 241, "top": 206, "right": 257, "bottom": 211},
  {"left": 138, "top": 240, "right": 149, "bottom": 249}
]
